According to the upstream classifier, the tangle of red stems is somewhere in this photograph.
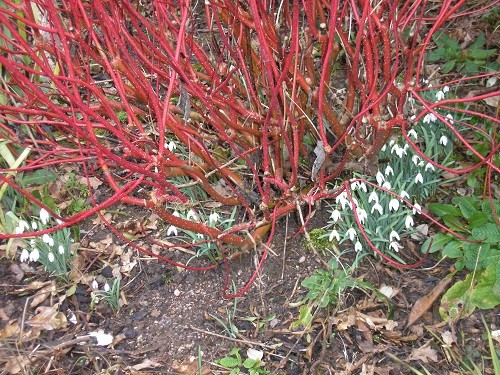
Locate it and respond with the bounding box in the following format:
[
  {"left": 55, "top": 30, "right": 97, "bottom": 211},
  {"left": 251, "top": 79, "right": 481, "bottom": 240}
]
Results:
[{"left": 0, "top": 0, "right": 498, "bottom": 297}]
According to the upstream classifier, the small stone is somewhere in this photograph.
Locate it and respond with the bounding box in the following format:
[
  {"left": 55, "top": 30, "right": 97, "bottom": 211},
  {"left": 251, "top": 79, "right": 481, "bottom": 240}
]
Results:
[
  {"left": 298, "top": 256, "right": 306, "bottom": 263},
  {"left": 174, "top": 289, "right": 181, "bottom": 297}
]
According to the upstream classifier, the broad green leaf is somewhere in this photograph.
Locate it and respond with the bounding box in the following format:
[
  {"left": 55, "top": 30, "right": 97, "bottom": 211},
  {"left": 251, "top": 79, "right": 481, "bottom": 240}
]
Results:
[
  {"left": 290, "top": 305, "right": 313, "bottom": 330},
  {"left": 472, "top": 223, "right": 500, "bottom": 243},
  {"left": 219, "top": 356, "right": 240, "bottom": 368},
  {"left": 452, "top": 196, "right": 479, "bottom": 219},
  {"left": 463, "top": 243, "right": 491, "bottom": 270},
  {"left": 432, "top": 32, "right": 460, "bottom": 51},
  {"left": 468, "top": 33, "right": 486, "bottom": 50},
  {"left": 440, "top": 273, "right": 476, "bottom": 320},
  {"left": 21, "top": 169, "right": 57, "bottom": 186},
  {"left": 468, "top": 48, "right": 496, "bottom": 60},
  {"left": 469, "top": 265, "right": 500, "bottom": 309},
  {"left": 442, "top": 214, "right": 469, "bottom": 233},
  {"left": 467, "top": 212, "right": 489, "bottom": 228},
  {"left": 441, "top": 59, "right": 456, "bottom": 73},
  {"left": 422, "top": 233, "right": 453, "bottom": 254},
  {"left": 442, "top": 241, "right": 463, "bottom": 259},
  {"left": 428, "top": 203, "right": 462, "bottom": 218}
]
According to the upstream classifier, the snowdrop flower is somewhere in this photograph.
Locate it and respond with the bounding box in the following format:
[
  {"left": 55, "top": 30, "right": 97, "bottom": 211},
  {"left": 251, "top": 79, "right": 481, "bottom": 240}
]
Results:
[
  {"left": 166, "top": 140, "right": 176, "bottom": 152},
  {"left": 381, "top": 144, "right": 387, "bottom": 152},
  {"left": 173, "top": 211, "right": 181, "bottom": 218},
  {"left": 196, "top": 233, "right": 204, "bottom": 239},
  {"left": 389, "top": 139, "right": 395, "bottom": 147},
  {"left": 371, "top": 202, "right": 383, "bottom": 215},
  {"left": 29, "top": 248, "right": 40, "bottom": 262},
  {"left": 20, "top": 249, "right": 30, "bottom": 263},
  {"left": 382, "top": 181, "right": 392, "bottom": 190},
  {"left": 443, "top": 86, "right": 450, "bottom": 93},
  {"left": 413, "top": 203, "right": 422, "bottom": 215},
  {"left": 56, "top": 218, "right": 63, "bottom": 225},
  {"left": 415, "top": 172, "right": 423, "bottom": 184},
  {"left": 350, "top": 181, "right": 359, "bottom": 190},
  {"left": 423, "top": 113, "right": 437, "bottom": 124},
  {"left": 354, "top": 241, "right": 363, "bottom": 252},
  {"left": 209, "top": 212, "right": 220, "bottom": 223},
  {"left": 359, "top": 182, "right": 367, "bottom": 193},
  {"left": 389, "top": 241, "right": 400, "bottom": 252},
  {"left": 331, "top": 209, "right": 341, "bottom": 222},
  {"left": 435, "top": 90, "right": 445, "bottom": 101},
  {"left": 104, "top": 283, "right": 110, "bottom": 292},
  {"left": 376, "top": 171, "right": 385, "bottom": 186},
  {"left": 329, "top": 229, "right": 340, "bottom": 242},
  {"left": 445, "top": 113, "right": 454, "bottom": 124},
  {"left": 167, "top": 225, "right": 178, "bottom": 236},
  {"left": 389, "top": 199, "right": 400, "bottom": 211},
  {"left": 439, "top": 135, "right": 448, "bottom": 146},
  {"left": 47, "top": 252, "right": 55, "bottom": 263},
  {"left": 368, "top": 191, "right": 379, "bottom": 204},
  {"left": 385, "top": 165, "right": 394, "bottom": 177},
  {"left": 405, "top": 215, "right": 414, "bottom": 228},
  {"left": 32, "top": 221, "right": 38, "bottom": 230},
  {"left": 425, "top": 162, "right": 435, "bottom": 172},
  {"left": 39, "top": 208, "right": 50, "bottom": 225},
  {"left": 92, "top": 279, "right": 99, "bottom": 290},
  {"left": 389, "top": 230, "right": 400, "bottom": 242},
  {"left": 58, "top": 245, "right": 65, "bottom": 254},
  {"left": 247, "top": 348, "right": 263, "bottom": 362},
  {"left": 336, "top": 191, "right": 349, "bottom": 210},
  {"left": 186, "top": 209, "right": 197, "bottom": 221},
  {"left": 17, "top": 220, "right": 29, "bottom": 234},
  {"left": 411, "top": 155, "right": 421, "bottom": 166},
  {"left": 356, "top": 208, "right": 368, "bottom": 225},
  {"left": 346, "top": 227, "right": 357, "bottom": 241},
  {"left": 400, "top": 190, "right": 410, "bottom": 200},
  {"left": 42, "top": 234, "right": 54, "bottom": 247},
  {"left": 408, "top": 129, "right": 418, "bottom": 140}
]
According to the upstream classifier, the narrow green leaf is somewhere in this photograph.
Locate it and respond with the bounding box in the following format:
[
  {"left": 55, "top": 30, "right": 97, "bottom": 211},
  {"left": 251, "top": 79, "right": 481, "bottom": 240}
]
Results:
[{"left": 442, "top": 214, "right": 469, "bottom": 233}]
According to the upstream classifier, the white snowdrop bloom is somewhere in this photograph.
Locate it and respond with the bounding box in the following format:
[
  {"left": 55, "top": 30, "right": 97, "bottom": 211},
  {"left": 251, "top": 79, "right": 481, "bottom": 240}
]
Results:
[
  {"left": 29, "top": 248, "right": 40, "bottom": 262},
  {"left": 389, "top": 139, "right": 395, "bottom": 146},
  {"left": 389, "top": 230, "right": 400, "bottom": 242},
  {"left": 186, "top": 209, "right": 197, "bottom": 221},
  {"left": 331, "top": 209, "right": 342, "bottom": 222},
  {"left": 167, "top": 225, "right": 178, "bottom": 236},
  {"left": 354, "top": 241, "right": 363, "bottom": 252},
  {"left": 415, "top": 172, "right": 423, "bottom": 184},
  {"left": 411, "top": 155, "right": 421, "bottom": 166},
  {"left": 445, "top": 113, "right": 454, "bottom": 124},
  {"left": 89, "top": 330, "right": 114, "bottom": 346},
  {"left": 20, "top": 249, "right": 30, "bottom": 263},
  {"left": 196, "top": 233, "right": 204, "bottom": 239},
  {"left": 389, "top": 198, "right": 400, "bottom": 211},
  {"left": 173, "top": 210, "right": 181, "bottom": 218},
  {"left": 359, "top": 182, "right": 367, "bottom": 193},
  {"left": 329, "top": 229, "right": 340, "bottom": 242},
  {"left": 42, "top": 234, "right": 54, "bottom": 246},
  {"left": 408, "top": 129, "right": 418, "bottom": 140},
  {"left": 381, "top": 144, "right": 387, "bottom": 152},
  {"left": 14, "top": 225, "right": 24, "bottom": 235},
  {"left": 346, "top": 228, "right": 357, "bottom": 241},
  {"left": 405, "top": 215, "right": 415, "bottom": 228},
  {"left": 390, "top": 144, "right": 400, "bottom": 155},
  {"left": 336, "top": 192, "right": 349, "bottom": 210},
  {"left": 356, "top": 208, "right": 368, "bottom": 225},
  {"left": 47, "top": 252, "right": 55, "bottom": 263},
  {"left": 247, "top": 348, "right": 263, "bottom": 361},
  {"left": 209, "top": 212, "right": 220, "bottom": 223},
  {"left": 104, "top": 283, "right": 110, "bottom": 292},
  {"left": 32, "top": 221, "right": 38, "bottom": 230},
  {"left": 39, "top": 208, "right": 50, "bottom": 225},
  {"left": 443, "top": 86, "right": 450, "bottom": 93},
  {"left": 423, "top": 113, "right": 437, "bottom": 124},
  {"left": 382, "top": 181, "right": 392, "bottom": 190},
  {"left": 413, "top": 203, "right": 422, "bottom": 215},
  {"left": 385, "top": 165, "right": 394, "bottom": 177},
  {"left": 58, "top": 245, "right": 65, "bottom": 254},
  {"left": 395, "top": 146, "right": 405, "bottom": 158},
  {"left": 350, "top": 181, "right": 359, "bottom": 190},
  {"left": 19, "top": 220, "right": 29, "bottom": 232},
  {"left": 166, "top": 140, "right": 177, "bottom": 152},
  {"left": 368, "top": 191, "right": 379, "bottom": 204},
  {"left": 439, "top": 135, "right": 448, "bottom": 146},
  {"left": 435, "top": 90, "right": 445, "bottom": 101},
  {"left": 400, "top": 190, "right": 410, "bottom": 200},
  {"left": 376, "top": 171, "right": 385, "bottom": 186},
  {"left": 389, "top": 241, "right": 400, "bottom": 252},
  {"left": 425, "top": 162, "right": 435, "bottom": 172},
  {"left": 56, "top": 218, "right": 63, "bottom": 225},
  {"left": 92, "top": 279, "right": 99, "bottom": 290},
  {"left": 371, "top": 202, "right": 383, "bottom": 215}
]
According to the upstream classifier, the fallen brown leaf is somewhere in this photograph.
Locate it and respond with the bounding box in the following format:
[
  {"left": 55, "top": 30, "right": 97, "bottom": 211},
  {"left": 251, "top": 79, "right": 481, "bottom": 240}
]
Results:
[
  {"left": 406, "top": 343, "right": 438, "bottom": 363},
  {"left": 406, "top": 273, "right": 454, "bottom": 327}
]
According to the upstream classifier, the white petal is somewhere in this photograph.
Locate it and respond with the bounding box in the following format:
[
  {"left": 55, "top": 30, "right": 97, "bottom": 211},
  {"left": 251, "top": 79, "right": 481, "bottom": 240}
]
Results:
[
  {"left": 413, "top": 203, "right": 422, "bottom": 215},
  {"left": 382, "top": 181, "right": 392, "bottom": 190},
  {"left": 405, "top": 215, "right": 414, "bottom": 228},
  {"left": 389, "top": 199, "right": 400, "bottom": 211},
  {"left": 329, "top": 230, "right": 340, "bottom": 242},
  {"left": 247, "top": 348, "right": 263, "bottom": 361},
  {"left": 359, "top": 182, "right": 367, "bottom": 193},
  {"left": 92, "top": 279, "right": 99, "bottom": 290},
  {"left": 58, "top": 245, "right": 65, "bottom": 254},
  {"left": 354, "top": 241, "right": 362, "bottom": 252},
  {"left": 331, "top": 209, "right": 341, "bottom": 222},
  {"left": 389, "top": 241, "right": 400, "bottom": 252},
  {"left": 167, "top": 225, "right": 178, "bottom": 236},
  {"left": 415, "top": 173, "right": 423, "bottom": 184},
  {"left": 439, "top": 135, "right": 448, "bottom": 146},
  {"left": 29, "top": 248, "right": 40, "bottom": 262},
  {"left": 104, "top": 283, "right": 110, "bottom": 292},
  {"left": 425, "top": 162, "right": 435, "bottom": 172},
  {"left": 368, "top": 191, "right": 379, "bottom": 204},
  {"left": 89, "top": 330, "right": 114, "bottom": 346},
  {"left": 39, "top": 208, "right": 50, "bottom": 225},
  {"left": 371, "top": 203, "right": 383, "bottom": 215},
  {"left": 385, "top": 165, "right": 394, "bottom": 176},
  {"left": 400, "top": 190, "right": 410, "bottom": 200},
  {"left": 20, "top": 249, "right": 30, "bottom": 263},
  {"left": 376, "top": 171, "right": 385, "bottom": 186},
  {"left": 408, "top": 129, "right": 418, "bottom": 140},
  {"left": 389, "top": 230, "right": 400, "bottom": 242},
  {"left": 47, "top": 252, "right": 55, "bottom": 262},
  {"left": 346, "top": 228, "right": 357, "bottom": 241}
]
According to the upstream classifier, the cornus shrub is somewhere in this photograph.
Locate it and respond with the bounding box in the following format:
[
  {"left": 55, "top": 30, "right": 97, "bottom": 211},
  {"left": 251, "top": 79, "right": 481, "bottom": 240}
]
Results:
[{"left": 0, "top": 0, "right": 498, "bottom": 295}]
